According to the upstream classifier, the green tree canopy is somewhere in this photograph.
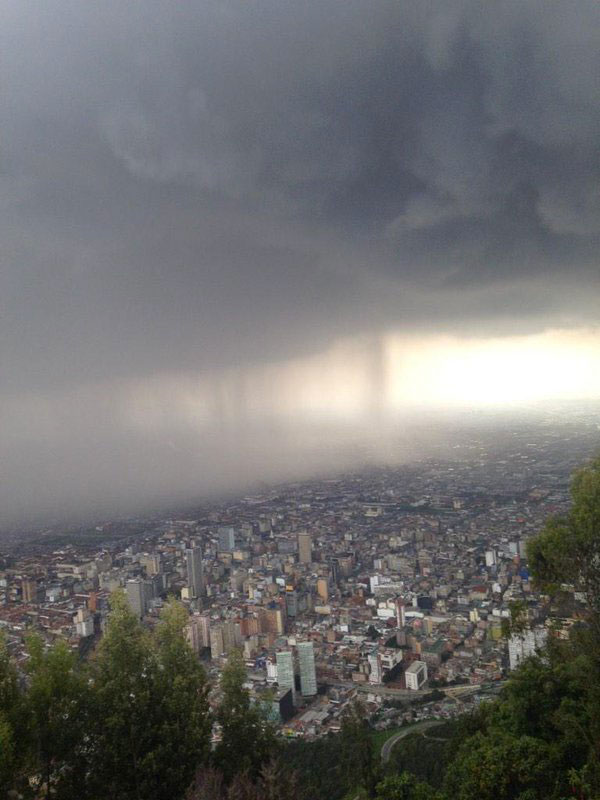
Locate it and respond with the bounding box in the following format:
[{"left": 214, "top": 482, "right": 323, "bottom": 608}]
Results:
[
  {"left": 0, "top": 631, "right": 22, "bottom": 796},
  {"left": 25, "top": 633, "right": 89, "bottom": 800},
  {"left": 213, "top": 648, "right": 278, "bottom": 784},
  {"left": 340, "top": 700, "right": 378, "bottom": 798},
  {"left": 90, "top": 591, "right": 211, "bottom": 800}
]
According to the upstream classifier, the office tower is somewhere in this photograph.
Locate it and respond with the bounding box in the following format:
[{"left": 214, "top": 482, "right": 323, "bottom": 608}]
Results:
[
  {"left": 126, "top": 579, "right": 153, "bottom": 619},
  {"left": 209, "top": 626, "right": 225, "bottom": 659},
  {"left": 328, "top": 558, "right": 340, "bottom": 586},
  {"left": 298, "top": 531, "right": 312, "bottom": 564},
  {"left": 276, "top": 650, "right": 296, "bottom": 703},
  {"left": 297, "top": 641, "right": 317, "bottom": 696},
  {"left": 285, "top": 589, "right": 299, "bottom": 617},
  {"left": 218, "top": 526, "right": 236, "bottom": 552},
  {"left": 485, "top": 549, "right": 497, "bottom": 567},
  {"left": 317, "top": 577, "right": 329, "bottom": 603},
  {"left": 186, "top": 547, "right": 205, "bottom": 598},
  {"left": 395, "top": 597, "right": 406, "bottom": 628},
  {"left": 405, "top": 660, "right": 428, "bottom": 690},
  {"left": 198, "top": 614, "right": 211, "bottom": 647}
]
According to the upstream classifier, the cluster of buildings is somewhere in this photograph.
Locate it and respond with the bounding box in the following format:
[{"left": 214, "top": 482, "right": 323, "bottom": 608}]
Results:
[{"left": 0, "top": 415, "right": 597, "bottom": 736}]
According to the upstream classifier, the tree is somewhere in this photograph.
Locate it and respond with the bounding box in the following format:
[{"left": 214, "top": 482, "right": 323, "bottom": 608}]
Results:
[
  {"left": 283, "top": 732, "right": 346, "bottom": 800},
  {"left": 0, "top": 631, "right": 26, "bottom": 796},
  {"left": 527, "top": 455, "right": 600, "bottom": 793},
  {"left": 527, "top": 456, "right": 600, "bottom": 617},
  {"left": 213, "top": 649, "right": 278, "bottom": 784},
  {"left": 340, "top": 700, "right": 378, "bottom": 798},
  {"left": 187, "top": 760, "right": 298, "bottom": 800},
  {"left": 90, "top": 591, "right": 212, "bottom": 800},
  {"left": 89, "top": 590, "right": 159, "bottom": 800},
  {"left": 444, "top": 731, "right": 557, "bottom": 800},
  {"left": 153, "top": 599, "right": 211, "bottom": 800},
  {"left": 25, "top": 633, "right": 89, "bottom": 799},
  {"left": 375, "top": 773, "right": 442, "bottom": 800}
]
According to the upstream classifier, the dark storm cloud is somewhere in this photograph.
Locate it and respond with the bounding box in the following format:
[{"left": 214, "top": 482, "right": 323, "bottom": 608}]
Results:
[
  {"left": 2, "top": 0, "right": 600, "bottom": 522},
  {"left": 3, "top": 0, "right": 600, "bottom": 393}
]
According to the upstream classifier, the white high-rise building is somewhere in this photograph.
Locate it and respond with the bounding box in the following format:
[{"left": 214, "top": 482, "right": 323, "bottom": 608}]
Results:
[
  {"left": 186, "top": 547, "right": 205, "bottom": 598},
  {"left": 395, "top": 597, "right": 406, "bottom": 628},
  {"left": 508, "top": 627, "right": 548, "bottom": 670},
  {"left": 297, "top": 641, "right": 317, "bottom": 696},
  {"left": 405, "top": 660, "right": 428, "bottom": 691},
  {"left": 368, "top": 650, "right": 382, "bottom": 684}
]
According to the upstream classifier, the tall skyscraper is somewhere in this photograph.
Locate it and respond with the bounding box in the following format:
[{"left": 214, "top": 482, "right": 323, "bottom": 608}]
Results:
[
  {"left": 218, "top": 526, "right": 236, "bottom": 552},
  {"left": 276, "top": 650, "right": 296, "bottom": 703},
  {"left": 317, "top": 577, "right": 329, "bottom": 603},
  {"left": 186, "top": 547, "right": 205, "bottom": 598},
  {"left": 126, "top": 579, "right": 153, "bottom": 619},
  {"left": 298, "top": 531, "right": 312, "bottom": 564},
  {"left": 297, "top": 641, "right": 317, "bottom": 696},
  {"left": 395, "top": 597, "right": 406, "bottom": 628}
]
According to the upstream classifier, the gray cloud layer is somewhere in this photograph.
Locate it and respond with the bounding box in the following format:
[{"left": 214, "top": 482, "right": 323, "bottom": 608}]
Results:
[
  {"left": 3, "top": 0, "right": 600, "bottom": 394},
  {"left": 2, "top": 1, "right": 600, "bottom": 522}
]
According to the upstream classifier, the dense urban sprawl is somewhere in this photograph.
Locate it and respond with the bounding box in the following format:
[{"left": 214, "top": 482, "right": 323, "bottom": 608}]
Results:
[{"left": 2, "top": 411, "right": 599, "bottom": 738}]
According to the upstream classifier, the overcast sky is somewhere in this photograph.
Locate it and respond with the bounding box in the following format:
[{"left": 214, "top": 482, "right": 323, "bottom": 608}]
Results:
[{"left": 2, "top": 1, "right": 600, "bottom": 524}]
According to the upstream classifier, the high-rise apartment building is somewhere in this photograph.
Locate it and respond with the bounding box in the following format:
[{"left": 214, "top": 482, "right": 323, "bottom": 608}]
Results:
[
  {"left": 298, "top": 531, "right": 312, "bottom": 564},
  {"left": 209, "top": 620, "right": 240, "bottom": 659},
  {"left": 297, "top": 641, "right": 317, "bottom": 696},
  {"left": 222, "top": 619, "right": 239, "bottom": 653},
  {"left": 187, "top": 614, "right": 211, "bottom": 653},
  {"left": 508, "top": 627, "right": 548, "bottom": 670},
  {"left": 186, "top": 547, "right": 205, "bottom": 598}
]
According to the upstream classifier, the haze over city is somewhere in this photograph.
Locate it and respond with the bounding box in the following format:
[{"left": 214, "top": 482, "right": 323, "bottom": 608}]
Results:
[{"left": 3, "top": 1, "right": 600, "bottom": 523}]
